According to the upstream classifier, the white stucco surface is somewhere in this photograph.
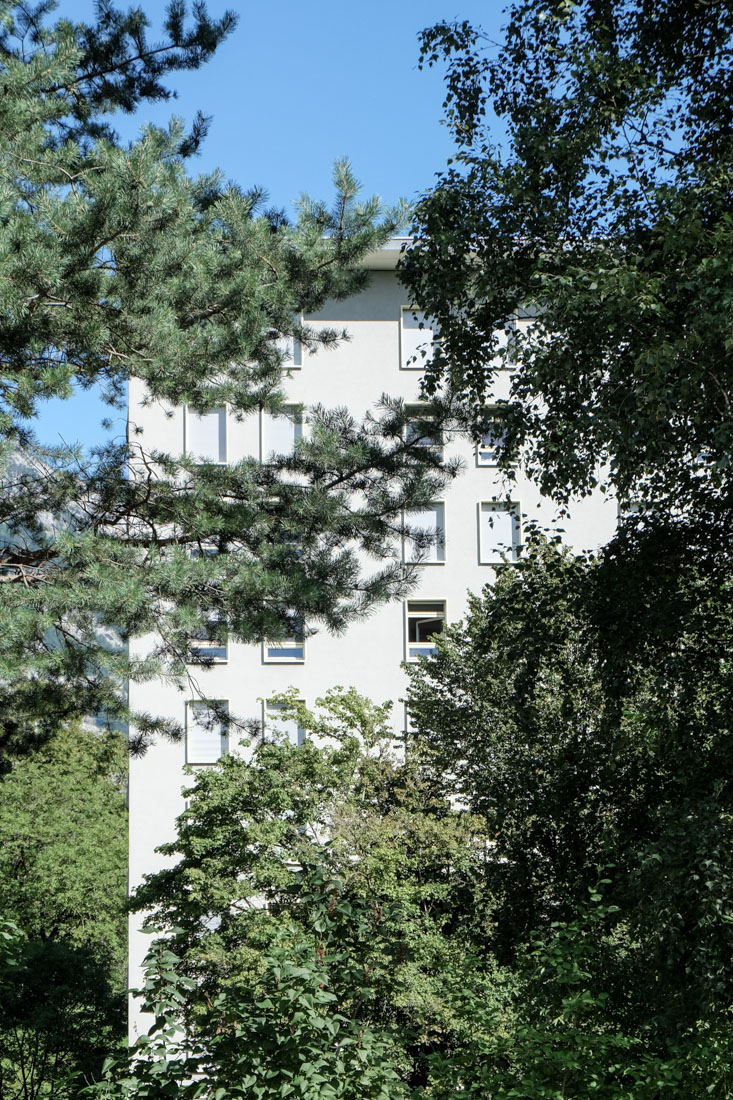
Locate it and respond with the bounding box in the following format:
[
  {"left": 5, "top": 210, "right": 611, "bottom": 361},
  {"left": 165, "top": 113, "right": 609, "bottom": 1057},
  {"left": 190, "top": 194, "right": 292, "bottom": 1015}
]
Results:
[{"left": 127, "top": 255, "right": 617, "bottom": 1036}]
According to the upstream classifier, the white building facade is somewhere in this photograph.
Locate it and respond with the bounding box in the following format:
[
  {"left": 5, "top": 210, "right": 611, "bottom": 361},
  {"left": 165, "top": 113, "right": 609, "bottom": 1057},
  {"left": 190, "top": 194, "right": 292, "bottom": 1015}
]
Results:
[{"left": 127, "top": 241, "right": 617, "bottom": 1031}]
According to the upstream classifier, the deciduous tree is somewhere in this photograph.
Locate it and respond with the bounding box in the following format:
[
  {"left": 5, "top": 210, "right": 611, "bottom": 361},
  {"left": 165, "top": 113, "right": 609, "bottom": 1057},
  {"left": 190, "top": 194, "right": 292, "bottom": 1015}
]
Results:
[
  {"left": 401, "top": 0, "right": 733, "bottom": 515},
  {"left": 0, "top": 723, "right": 127, "bottom": 1099}
]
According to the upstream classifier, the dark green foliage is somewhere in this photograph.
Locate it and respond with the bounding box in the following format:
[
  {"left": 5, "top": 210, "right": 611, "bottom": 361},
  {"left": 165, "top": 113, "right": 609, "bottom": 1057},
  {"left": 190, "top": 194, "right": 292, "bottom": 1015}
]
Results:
[
  {"left": 0, "top": 724, "right": 127, "bottom": 1098},
  {"left": 0, "top": 929, "right": 124, "bottom": 1100},
  {"left": 406, "top": 535, "right": 733, "bottom": 1094},
  {"left": 397, "top": 10, "right": 733, "bottom": 1087},
  {"left": 0, "top": 1, "right": 448, "bottom": 754},
  {"left": 105, "top": 690, "right": 506, "bottom": 1099},
  {"left": 401, "top": 0, "right": 733, "bottom": 515}
]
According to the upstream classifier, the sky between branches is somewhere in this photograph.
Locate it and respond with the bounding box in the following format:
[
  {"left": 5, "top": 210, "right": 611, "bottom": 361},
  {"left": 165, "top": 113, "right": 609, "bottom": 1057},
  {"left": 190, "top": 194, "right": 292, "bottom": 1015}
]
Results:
[{"left": 31, "top": 0, "right": 506, "bottom": 451}]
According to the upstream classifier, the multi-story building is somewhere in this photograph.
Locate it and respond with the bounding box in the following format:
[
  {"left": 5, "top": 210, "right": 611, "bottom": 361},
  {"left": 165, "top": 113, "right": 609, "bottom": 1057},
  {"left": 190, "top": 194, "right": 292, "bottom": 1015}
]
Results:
[{"left": 127, "top": 239, "right": 617, "bottom": 1032}]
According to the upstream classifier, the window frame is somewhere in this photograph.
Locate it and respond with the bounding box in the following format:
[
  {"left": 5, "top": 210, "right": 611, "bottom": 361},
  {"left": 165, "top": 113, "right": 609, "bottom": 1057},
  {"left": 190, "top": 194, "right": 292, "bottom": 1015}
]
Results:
[
  {"left": 263, "top": 700, "right": 307, "bottom": 747},
  {"left": 260, "top": 404, "right": 304, "bottom": 461},
  {"left": 404, "top": 404, "right": 444, "bottom": 463},
  {"left": 189, "top": 608, "right": 228, "bottom": 664},
  {"left": 403, "top": 501, "right": 446, "bottom": 565},
  {"left": 185, "top": 699, "right": 229, "bottom": 766},
  {"left": 476, "top": 410, "right": 509, "bottom": 468},
  {"left": 405, "top": 599, "right": 447, "bottom": 661},
  {"left": 263, "top": 617, "right": 306, "bottom": 663},
  {"left": 183, "top": 405, "right": 227, "bottom": 465},
  {"left": 477, "top": 501, "right": 522, "bottom": 565}
]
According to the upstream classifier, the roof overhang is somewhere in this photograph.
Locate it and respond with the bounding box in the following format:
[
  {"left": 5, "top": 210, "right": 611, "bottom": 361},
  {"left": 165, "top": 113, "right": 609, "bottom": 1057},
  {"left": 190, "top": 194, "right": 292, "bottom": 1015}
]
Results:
[{"left": 361, "top": 237, "right": 411, "bottom": 270}]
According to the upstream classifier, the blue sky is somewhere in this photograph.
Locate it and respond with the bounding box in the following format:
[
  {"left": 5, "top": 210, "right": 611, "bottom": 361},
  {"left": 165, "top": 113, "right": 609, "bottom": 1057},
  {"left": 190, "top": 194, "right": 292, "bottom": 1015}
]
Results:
[{"left": 34, "top": 0, "right": 507, "bottom": 448}]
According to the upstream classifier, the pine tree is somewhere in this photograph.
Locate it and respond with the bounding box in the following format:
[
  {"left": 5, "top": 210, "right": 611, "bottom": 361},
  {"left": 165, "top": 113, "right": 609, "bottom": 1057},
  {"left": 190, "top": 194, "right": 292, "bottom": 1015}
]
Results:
[{"left": 0, "top": 2, "right": 450, "bottom": 757}]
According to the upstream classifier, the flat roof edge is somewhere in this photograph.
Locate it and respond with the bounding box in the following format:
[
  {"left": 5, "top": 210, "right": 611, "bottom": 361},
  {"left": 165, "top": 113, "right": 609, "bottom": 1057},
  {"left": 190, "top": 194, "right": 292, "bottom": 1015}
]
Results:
[{"left": 362, "top": 237, "right": 411, "bottom": 270}]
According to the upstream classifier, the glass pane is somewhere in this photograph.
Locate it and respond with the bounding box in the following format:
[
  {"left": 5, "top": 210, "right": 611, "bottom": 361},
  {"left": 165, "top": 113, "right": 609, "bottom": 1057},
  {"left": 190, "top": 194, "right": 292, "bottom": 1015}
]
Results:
[
  {"left": 263, "top": 409, "right": 302, "bottom": 456},
  {"left": 187, "top": 701, "right": 228, "bottom": 764},
  {"left": 401, "top": 309, "right": 434, "bottom": 369},
  {"left": 480, "top": 504, "right": 518, "bottom": 562},
  {"left": 267, "top": 704, "right": 305, "bottom": 747},
  {"left": 478, "top": 423, "right": 506, "bottom": 464},
  {"left": 266, "top": 643, "right": 304, "bottom": 660},
  {"left": 405, "top": 504, "right": 445, "bottom": 564},
  {"left": 408, "top": 615, "right": 444, "bottom": 643},
  {"left": 186, "top": 409, "right": 226, "bottom": 463}
]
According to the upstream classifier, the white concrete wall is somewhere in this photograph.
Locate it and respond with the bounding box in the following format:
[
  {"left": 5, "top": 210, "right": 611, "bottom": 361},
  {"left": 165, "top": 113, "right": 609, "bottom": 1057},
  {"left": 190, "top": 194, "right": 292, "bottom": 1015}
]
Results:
[{"left": 127, "top": 258, "right": 618, "bottom": 1035}]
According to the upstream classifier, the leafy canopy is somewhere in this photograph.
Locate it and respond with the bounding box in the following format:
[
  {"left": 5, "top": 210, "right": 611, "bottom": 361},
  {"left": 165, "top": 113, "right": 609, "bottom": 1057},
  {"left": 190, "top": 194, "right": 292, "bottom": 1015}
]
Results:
[
  {"left": 406, "top": 536, "right": 733, "bottom": 1096},
  {"left": 400, "top": 0, "right": 733, "bottom": 513},
  {"left": 101, "top": 689, "right": 505, "bottom": 1100},
  {"left": 0, "top": 723, "right": 127, "bottom": 1100}
]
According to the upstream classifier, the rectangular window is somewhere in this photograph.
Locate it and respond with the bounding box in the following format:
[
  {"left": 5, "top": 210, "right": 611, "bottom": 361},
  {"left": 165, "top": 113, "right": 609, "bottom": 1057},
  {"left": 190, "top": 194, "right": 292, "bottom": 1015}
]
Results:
[
  {"left": 185, "top": 407, "right": 227, "bottom": 463},
  {"left": 189, "top": 542, "right": 219, "bottom": 559},
  {"left": 276, "top": 333, "right": 302, "bottom": 368},
  {"left": 189, "top": 610, "right": 227, "bottom": 662},
  {"left": 478, "top": 502, "right": 521, "bottom": 563},
  {"left": 400, "top": 307, "right": 435, "bottom": 370},
  {"left": 264, "top": 618, "right": 305, "bottom": 662},
  {"left": 261, "top": 407, "right": 303, "bottom": 458},
  {"left": 477, "top": 416, "right": 508, "bottom": 466},
  {"left": 186, "top": 700, "right": 229, "bottom": 765},
  {"left": 264, "top": 702, "right": 306, "bottom": 747},
  {"left": 404, "top": 503, "right": 445, "bottom": 564},
  {"left": 406, "top": 600, "right": 446, "bottom": 660},
  {"left": 507, "top": 308, "right": 540, "bottom": 362},
  {"left": 405, "top": 406, "right": 443, "bottom": 462}
]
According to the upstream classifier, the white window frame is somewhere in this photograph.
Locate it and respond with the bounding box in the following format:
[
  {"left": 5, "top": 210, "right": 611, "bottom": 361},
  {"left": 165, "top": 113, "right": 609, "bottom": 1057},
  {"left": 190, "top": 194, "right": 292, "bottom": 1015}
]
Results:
[
  {"left": 505, "top": 310, "right": 541, "bottom": 366},
  {"left": 260, "top": 405, "right": 304, "bottom": 460},
  {"left": 403, "top": 502, "right": 446, "bottom": 565},
  {"left": 263, "top": 618, "right": 305, "bottom": 663},
  {"left": 476, "top": 411, "right": 509, "bottom": 467},
  {"left": 276, "top": 334, "right": 303, "bottom": 369},
  {"left": 263, "top": 700, "right": 307, "bottom": 747},
  {"left": 189, "top": 609, "right": 228, "bottom": 663},
  {"left": 185, "top": 700, "right": 229, "bottom": 765},
  {"left": 405, "top": 600, "right": 447, "bottom": 661},
  {"left": 404, "top": 405, "right": 444, "bottom": 463},
  {"left": 400, "top": 306, "right": 435, "bottom": 371},
  {"left": 478, "top": 501, "right": 522, "bottom": 564},
  {"left": 184, "top": 406, "right": 227, "bottom": 464}
]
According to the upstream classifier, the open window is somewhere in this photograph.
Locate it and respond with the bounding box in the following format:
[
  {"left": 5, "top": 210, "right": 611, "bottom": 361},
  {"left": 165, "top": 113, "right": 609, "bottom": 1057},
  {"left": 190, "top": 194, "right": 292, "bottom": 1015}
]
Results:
[
  {"left": 478, "top": 502, "right": 521, "bottom": 563},
  {"left": 261, "top": 406, "right": 303, "bottom": 458},
  {"left": 185, "top": 407, "right": 227, "bottom": 464},
  {"left": 400, "top": 307, "right": 435, "bottom": 370},
  {"left": 406, "top": 600, "right": 446, "bottom": 660},
  {"left": 264, "top": 701, "right": 306, "bottom": 747},
  {"left": 404, "top": 503, "right": 445, "bottom": 564},
  {"left": 186, "top": 700, "right": 229, "bottom": 765}
]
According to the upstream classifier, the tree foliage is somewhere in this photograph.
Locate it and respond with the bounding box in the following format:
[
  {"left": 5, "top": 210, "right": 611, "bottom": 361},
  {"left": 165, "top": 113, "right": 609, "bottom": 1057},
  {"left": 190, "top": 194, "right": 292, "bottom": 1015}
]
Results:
[
  {"left": 400, "top": 0, "right": 733, "bottom": 514},
  {"left": 396, "top": 4, "right": 733, "bottom": 1090},
  {"left": 100, "top": 689, "right": 507, "bottom": 1100},
  {"left": 0, "top": 724, "right": 127, "bottom": 1099},
  {"left": 0, "top": 1, "right": 449, "bottom": 756},
  {"left": 406, "top": 536, "right": 733, "bottom": 1095}
]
